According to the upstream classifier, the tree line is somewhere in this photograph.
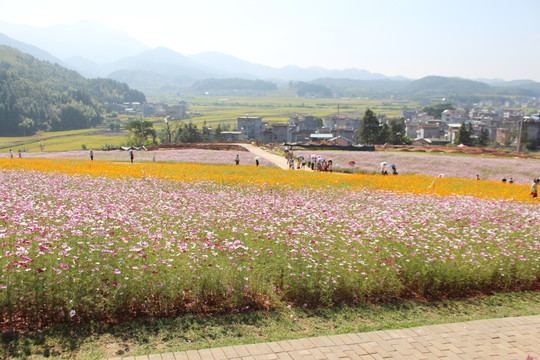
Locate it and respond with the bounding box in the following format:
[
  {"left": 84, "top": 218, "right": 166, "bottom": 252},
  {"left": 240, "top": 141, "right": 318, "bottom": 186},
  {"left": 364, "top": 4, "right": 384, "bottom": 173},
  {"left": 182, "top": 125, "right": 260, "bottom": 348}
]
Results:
[
  {"left": 0, "top": 45, "right": 146, "bottom": 136},
  {"left": 125, "top": 118, "right": 232, "bottom": 147},
  {"left": 359, "top": 109, "right": 411, "bottom": 145}
]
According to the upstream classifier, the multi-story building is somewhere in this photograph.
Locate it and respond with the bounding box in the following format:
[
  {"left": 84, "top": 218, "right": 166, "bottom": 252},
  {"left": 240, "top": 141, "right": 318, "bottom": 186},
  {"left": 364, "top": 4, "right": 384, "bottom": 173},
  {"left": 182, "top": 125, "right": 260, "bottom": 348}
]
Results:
[
  {"left": 441, "top": 109, "right": 469, "bottom": 124},
  {"left": 237, "top": 116, "right": 264, "bottom": 140}
]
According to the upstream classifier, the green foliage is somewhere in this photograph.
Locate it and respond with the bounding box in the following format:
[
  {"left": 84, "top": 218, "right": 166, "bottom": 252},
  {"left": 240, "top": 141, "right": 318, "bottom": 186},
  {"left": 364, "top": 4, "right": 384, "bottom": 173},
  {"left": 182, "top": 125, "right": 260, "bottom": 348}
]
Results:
[
  {"left": 1, "top": 292, "right": 537, "bottom": 359},
  {"left": 126, "top": 119, "right": 157, "bottom": 146},
  {"left": 378, "top": 122, "right": 390, "bottom": 144},
  {"left": 175, "top": 122, "right": 203, "bottom": 143},
  {"left": 503, "top": 129, "right": 519, "bottom": 147},
  {"left": 0, "top": 45, "right": 145, "bottom": 136},
  {"left": 87, "top": 78, "right": 146, "bottom": 104},
  {"left": 477, "top": 127, "right": 490, "bottom": 146},
  {"left": 289, "top": 81, "right": 333, "bottom": 98},
  {"left": 102, "top": 144, "right": 119, "bottom": 150},
  {"left": 524, "top": 137, "right": 538, "bottom": 151},
  {"left": 454, "top": 121, "right": 473, "bottom": 146},
  {"left": 159, "top": 118, "right": 181, "bottom": 144},
  {"left": 405, "top": 76, "right": 491, "bottom": 95},
  {"left": 387, "top": 118, "right": 409, "bottom": 145},
  {"left": 192, "top": 78, "right": 277, "bottom": 93},
  {"left": 423, "top": 103, "right": 455, "bottom": 118},
  {"left": 359, "top": 109, "right": 380, "bottom": 144}
]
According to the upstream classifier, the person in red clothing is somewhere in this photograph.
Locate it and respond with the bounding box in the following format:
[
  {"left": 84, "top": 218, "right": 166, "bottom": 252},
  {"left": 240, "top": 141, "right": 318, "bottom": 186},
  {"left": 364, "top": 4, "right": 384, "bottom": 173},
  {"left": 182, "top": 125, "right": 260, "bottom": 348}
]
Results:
[{"left": 531, "top": 178, "right": 539, "bottom": 198}]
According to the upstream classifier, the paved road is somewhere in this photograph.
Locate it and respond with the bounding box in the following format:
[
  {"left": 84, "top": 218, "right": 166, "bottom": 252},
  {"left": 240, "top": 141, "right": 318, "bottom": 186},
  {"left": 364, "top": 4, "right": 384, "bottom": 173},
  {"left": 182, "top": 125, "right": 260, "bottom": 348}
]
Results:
[{"left": 108, "top": 315, "right": 540, "bottom": 360}]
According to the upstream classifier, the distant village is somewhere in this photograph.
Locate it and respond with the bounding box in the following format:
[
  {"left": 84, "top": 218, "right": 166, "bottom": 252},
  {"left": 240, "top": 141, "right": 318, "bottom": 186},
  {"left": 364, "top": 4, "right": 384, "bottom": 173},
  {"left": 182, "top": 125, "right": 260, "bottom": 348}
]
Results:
[{"left": 112, "top": 100, "right": 540, "bottom": 148}]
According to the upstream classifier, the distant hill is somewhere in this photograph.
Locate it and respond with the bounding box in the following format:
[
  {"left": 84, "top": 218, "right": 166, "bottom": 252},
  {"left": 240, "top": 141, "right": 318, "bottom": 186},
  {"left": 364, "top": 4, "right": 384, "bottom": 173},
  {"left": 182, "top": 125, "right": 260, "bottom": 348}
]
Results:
[
  {"left": 403, "top": 76, "right": 491, "bottom": 95},
  {"left": 0, "top": 45, "right": 145, "bottom": 136},
  {"left": 192, "top": 78, "right": 278, "bottom": 94},
  {"left": 308, "top": 76, "right": 540, "bottom": 98},
  {"left": 0, "top": 33, "right": 65, "bottom": 66},
  {"left": 311, "top": 78, "right": 410, "bottom": 96},
  {"left": 2, "top": 20, "right": 540, "bottom": 97}
]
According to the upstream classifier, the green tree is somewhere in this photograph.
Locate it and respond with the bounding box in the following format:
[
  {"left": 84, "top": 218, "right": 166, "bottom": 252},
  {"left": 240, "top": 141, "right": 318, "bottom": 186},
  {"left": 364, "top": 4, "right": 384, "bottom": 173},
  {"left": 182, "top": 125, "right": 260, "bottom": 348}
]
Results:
[
  {"left": 359, "top": 109, "right": 380, "bottom": 144},
  {"left": 503, "top": 129, "right": 518, "bottom": 147},
  {"left": 214, "top": 124, "right": 223, "bottom": 142},
  {"left": 477, "top": 127, "right": 490, "bottom": 146},
  {"left": 524, "top": 137, "right": 538, "bottom": 151},
  {"left": 160, "top": 116, "right": 181, "bottom": 143},
  {"left": 126, "top": 118, "right": 157, "bottom": 146},
  {"left": 454, "top": 121, "right": 472, "bottom": 146},
  {"left": 388, "top": 118, "right": 408, "bottom": 145},
  {"left": 176, "top": 122, "right": 202, "bottom": 143},
  {"left": 201, "top": 125, "right": 212, "bottom": 142},
  {"left": 378, "top": 123, "right": 390, "bottom": 144},
  {"left": 423, "top": 103, "right": 455, "bottom": 118}
]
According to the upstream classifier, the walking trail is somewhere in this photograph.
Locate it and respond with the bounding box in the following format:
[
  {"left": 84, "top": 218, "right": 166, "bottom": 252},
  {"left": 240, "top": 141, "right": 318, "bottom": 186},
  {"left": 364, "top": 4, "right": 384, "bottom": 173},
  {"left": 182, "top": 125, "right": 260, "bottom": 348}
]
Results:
[
  {"left": 108, "top": 315, "right": 540, "bottom": 360},
  {"left": 237, "top": 143, "right": 290, "bottom": 170}
]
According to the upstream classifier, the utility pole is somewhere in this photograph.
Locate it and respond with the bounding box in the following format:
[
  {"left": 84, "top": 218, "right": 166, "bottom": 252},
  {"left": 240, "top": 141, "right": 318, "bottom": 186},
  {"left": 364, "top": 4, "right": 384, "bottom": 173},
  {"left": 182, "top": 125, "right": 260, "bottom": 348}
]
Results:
[
  {"left": 140, "top": 113, "right": 144, "bottom": 146},
  {"left": 516, "top": 111, "right": 524, "bottom": 153}
]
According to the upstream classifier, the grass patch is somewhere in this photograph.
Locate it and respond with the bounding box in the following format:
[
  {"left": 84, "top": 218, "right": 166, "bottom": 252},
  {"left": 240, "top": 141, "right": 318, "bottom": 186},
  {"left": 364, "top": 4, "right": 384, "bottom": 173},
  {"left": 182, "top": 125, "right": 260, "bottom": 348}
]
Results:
[
  {"left": 1, "top": 291, "right": 538, "bottom": 359},
  {"left": 0, "top": 129, "right": 124, "bottom": 152}
]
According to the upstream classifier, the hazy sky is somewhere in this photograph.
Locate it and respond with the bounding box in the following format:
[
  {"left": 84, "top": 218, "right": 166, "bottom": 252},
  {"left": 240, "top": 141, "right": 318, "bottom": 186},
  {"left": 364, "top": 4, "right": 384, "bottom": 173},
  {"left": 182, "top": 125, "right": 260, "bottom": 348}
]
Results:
[{"left": 2, "top": 0, "right": 540, "bottom": 81}]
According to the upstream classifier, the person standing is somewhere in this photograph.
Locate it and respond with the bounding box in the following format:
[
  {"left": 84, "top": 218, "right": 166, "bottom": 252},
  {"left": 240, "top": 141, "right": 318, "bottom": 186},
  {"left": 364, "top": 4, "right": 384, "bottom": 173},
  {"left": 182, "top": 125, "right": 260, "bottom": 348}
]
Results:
[
  {"left": 254, "top": 157, "right": 259, "bottom": 166},
  {"left": 129, "top": 149, "right": 134, "bottom": 163},
  {"left": 235, "top": 154, "right": 240, "bottom": 165},
  {"left": 90, "top": 150, "right": 94, "bottom": 161},
  {"left": 9, "top": 149, "right": 13, "bottom": 158},
  {"left": 531, "top": 178, "right": 539, "bottom": 198},
  {"left": 18, "top": 150, "right": 22, "bottom": 158}
]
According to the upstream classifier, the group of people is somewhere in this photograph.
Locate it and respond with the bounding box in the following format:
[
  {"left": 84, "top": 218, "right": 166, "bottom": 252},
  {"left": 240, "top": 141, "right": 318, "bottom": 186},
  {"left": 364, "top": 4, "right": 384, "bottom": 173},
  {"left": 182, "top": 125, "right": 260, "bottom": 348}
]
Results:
[
  {"left": 281, "top": 148, "right": 333, "bottom": 172},
  {"left": 9, "top": 149, "right": 22, "bottom": 158},
  {"left": 306, "top": 155, "right": 332, "bottom": 172},
  {"left": 501, "top": 176, "right": 514, "bottom": 184},
  {"left": 379, "top": 162, "right": 398, "bottom": 175}
]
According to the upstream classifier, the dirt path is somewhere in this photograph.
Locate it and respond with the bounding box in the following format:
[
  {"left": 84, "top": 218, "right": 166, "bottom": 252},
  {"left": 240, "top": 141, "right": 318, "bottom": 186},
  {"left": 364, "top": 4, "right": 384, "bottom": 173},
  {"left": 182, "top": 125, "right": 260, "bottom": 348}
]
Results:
[{"left": 236, "top": 143, "right": 290, "bottom": 170}]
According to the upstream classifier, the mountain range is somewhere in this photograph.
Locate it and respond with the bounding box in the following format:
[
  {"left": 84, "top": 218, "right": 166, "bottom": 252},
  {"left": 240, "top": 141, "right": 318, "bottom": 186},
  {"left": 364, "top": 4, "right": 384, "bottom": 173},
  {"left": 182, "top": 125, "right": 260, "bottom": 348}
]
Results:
[{"left": 1, "top": 20, "right": 540, "bottom": 97}]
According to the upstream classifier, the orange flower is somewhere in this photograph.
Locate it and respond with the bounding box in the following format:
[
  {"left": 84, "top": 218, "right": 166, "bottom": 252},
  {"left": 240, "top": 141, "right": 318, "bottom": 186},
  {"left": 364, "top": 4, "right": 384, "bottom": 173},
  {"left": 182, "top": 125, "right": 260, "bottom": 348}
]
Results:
[{"left": 0, "top": 158, "right": 532, "bottom": 202}]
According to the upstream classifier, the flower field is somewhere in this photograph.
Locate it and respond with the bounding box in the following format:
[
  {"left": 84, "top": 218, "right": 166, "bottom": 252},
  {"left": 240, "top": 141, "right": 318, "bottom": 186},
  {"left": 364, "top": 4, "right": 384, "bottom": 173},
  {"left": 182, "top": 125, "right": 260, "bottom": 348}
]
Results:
[
  {"left": 0, "top": 158, "right": 538, "bottom": 329},
  {"left": 294, "top": 150, "right": 540, "bottom": 184},
  {"left": 8, "top": 149, "right": 277, "bottom": 167}
]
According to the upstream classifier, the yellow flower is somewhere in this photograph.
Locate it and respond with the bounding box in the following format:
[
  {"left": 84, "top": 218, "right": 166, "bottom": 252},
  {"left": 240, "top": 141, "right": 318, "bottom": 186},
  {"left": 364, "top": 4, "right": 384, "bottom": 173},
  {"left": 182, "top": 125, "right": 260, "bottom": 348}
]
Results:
[{"left": 0, "top": 158, "right": 532, "bottom": 202}]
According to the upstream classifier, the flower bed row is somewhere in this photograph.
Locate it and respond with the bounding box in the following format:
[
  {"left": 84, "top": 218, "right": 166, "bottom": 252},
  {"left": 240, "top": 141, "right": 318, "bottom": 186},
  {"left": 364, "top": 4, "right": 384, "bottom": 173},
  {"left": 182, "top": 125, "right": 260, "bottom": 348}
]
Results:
[{"left": 0, "top": 160, "right": 538, "bottom": 329}]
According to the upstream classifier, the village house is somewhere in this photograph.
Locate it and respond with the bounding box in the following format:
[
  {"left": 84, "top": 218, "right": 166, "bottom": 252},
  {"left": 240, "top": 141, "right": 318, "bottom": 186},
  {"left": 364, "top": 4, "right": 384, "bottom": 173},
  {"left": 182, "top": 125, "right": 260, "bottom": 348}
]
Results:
[
  {"left": 441, "top": 109, "right": 468, "bottom": 123},
  {"left": 269, "top": 124, "right": 294, "bottom": 143},
  {"left": 330, "top": 135, "right": 353, "bottom": 146},
  {"left": 524, "top": 114, "right": 540, "bottom": 141},
  {"left": 237, "top": 116, "right": 264, "bottom": 141},
  {"left": 324, "top": 116, "right": 362, "bottom": 131},
  {"left": 220, "top": 131, "right": 245, "bottom": 142}
]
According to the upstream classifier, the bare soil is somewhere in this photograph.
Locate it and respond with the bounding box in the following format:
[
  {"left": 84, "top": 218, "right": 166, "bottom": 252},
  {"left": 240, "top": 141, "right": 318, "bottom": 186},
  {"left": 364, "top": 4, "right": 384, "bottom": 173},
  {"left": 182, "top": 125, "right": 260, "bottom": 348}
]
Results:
[{"left": 147, "top": 143, "right": 249, "bottom": 151}]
